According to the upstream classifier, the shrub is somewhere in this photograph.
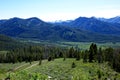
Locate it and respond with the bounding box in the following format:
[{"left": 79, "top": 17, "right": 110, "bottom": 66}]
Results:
[{"left": 71, "top": 62, "right": 76, "bottom": 68}]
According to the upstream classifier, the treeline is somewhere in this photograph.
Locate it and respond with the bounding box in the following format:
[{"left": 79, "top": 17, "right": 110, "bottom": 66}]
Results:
[
  {"left": 0, "top": 46, "right": 69, "bottom": 63},
  {"left": 0, "top": 43, "right": 120, "bottom": 72},
  {"left": 76, "top": 43, "right": 120, "bottom": 72},
  {"left": 80, "top": 43, "right": 120, "bottom": 72}
]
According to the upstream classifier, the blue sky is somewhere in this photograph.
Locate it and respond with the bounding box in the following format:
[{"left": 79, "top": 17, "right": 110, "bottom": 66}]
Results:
[{"left": 0, "top": 0, "right": 120, "bottom": 21}]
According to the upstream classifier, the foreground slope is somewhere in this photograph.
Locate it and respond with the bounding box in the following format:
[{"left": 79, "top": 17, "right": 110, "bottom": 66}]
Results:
[{"left": 1, "top": 58, "right": 120, "bottom": 80}]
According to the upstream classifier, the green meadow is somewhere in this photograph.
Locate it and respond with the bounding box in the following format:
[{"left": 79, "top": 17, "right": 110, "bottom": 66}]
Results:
[{"left": 0, "top": 58, "right": 120, "bottom": 80}]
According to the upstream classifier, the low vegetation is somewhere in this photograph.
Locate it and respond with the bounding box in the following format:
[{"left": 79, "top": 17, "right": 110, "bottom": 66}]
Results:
[
  {"left": 0, "top": 58, "right": 120, "bottom": 80},
  {"left": 0, "top": 43, "right": 120, "bottom": 80}
]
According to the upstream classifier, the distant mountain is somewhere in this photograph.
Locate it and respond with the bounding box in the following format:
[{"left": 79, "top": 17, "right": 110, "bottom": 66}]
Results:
[
  {"left": 56, "top": 17, "right": 120, "bottom": 35},
  {"left": 0, "top": 20, "right": 6, "bottom": 24},
  {"left": 0, "top": 17, "right": 120, "bottom": 42},
  {"left": 0, "top": 17, "right": 51, "bottom": 36},
  {"left": 98, "top": 16, "right": 120, "bottom": 24}
]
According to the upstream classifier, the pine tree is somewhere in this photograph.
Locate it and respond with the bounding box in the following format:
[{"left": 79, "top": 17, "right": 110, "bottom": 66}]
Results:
[
  {"left": 48, "top": 56, "right": 52, "bottom": 61},
  {"left": 89, "top": 43, "right": 97, "bottom": 62},
  {"left": 71, "top": 62, "right": 76, "bottom": 68},
  {"left": 98, "top": 47, "right": 103, "bottom": 63},
  {"left": 69, "top": 47, "right": 75, "bottom": 58},
  {"left": 83, "top": 50, "right": 89, "bottom": 63},
  {"left": 89, "top": 43, "right": 94, "bottom": 62},
  {"left": 76, "top": 50, "right": 80, "bottom": 61}
]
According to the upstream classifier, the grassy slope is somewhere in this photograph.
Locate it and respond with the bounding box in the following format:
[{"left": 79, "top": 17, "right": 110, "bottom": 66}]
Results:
[
  {"left": 0, "top": 61, "right": 38, "bottom": 79},
  {"left": 26, "top": 58, "right": 120, "bottom": 80},
  {"left": 1, "top": 58, "right": 120, "bottom": 80}
]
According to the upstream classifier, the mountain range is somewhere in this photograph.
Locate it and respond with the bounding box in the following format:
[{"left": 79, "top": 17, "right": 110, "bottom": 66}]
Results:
[
  {"left": 0, "top": 16, "right": 120, "bottom": 42},
  {"left": 55, "top": 17, "right": 120, "bottom": 35},
  {"left": 98, "top": 16, "right": 120, "bottom": 24}
]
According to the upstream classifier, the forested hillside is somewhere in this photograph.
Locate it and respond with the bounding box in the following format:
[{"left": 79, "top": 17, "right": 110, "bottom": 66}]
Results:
[{"left": 0, "top": 34, "right": 23, "bottom": 50}]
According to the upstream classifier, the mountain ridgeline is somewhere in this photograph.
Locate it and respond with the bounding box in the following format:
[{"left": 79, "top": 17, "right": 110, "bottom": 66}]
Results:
[
  {"left": 56, "top": 17, "right": 120, "bottom": 35},
  {"left": 0, "top": 16, "right": 120, "bottom": 42}
]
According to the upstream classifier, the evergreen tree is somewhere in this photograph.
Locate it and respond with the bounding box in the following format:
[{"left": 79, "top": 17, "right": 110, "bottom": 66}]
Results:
[
  {"left": 112, "top": 49, "right": 120, "bottom": 72},
  {"left": 59, "top": 52, "right": 63, "bottom": 58},
  {"left": 89, "top": 43, "right": 94, "bottom": 62},
  {"left": 63, "top": 51, "right": 67, "bottom": 61},
  {"left": 98, "top": 47, "right": 103, "bottom": 63},
  {"left": 48, "top": 56, "right": 52, "bottom": 61},
  {"left": 39, "top": 58, "right": 42, "bottom": 65},
  {"left": 104, "top": 47, "right": 113, "bottom": 63},
  {"left": 75, "top": 50, "right": 80, "bottom": 61},
  {"left": 71, "top": 62, "right": 76, "bottom": 68},
  {"left": 68, "top": 47, "right": 75, "bottom": 58},
  {"left": 89, "top": 43, "right": 97, "bottom": 62},
  {"left": 83, "top": 50, "right": 89, "bottom": 63}
]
